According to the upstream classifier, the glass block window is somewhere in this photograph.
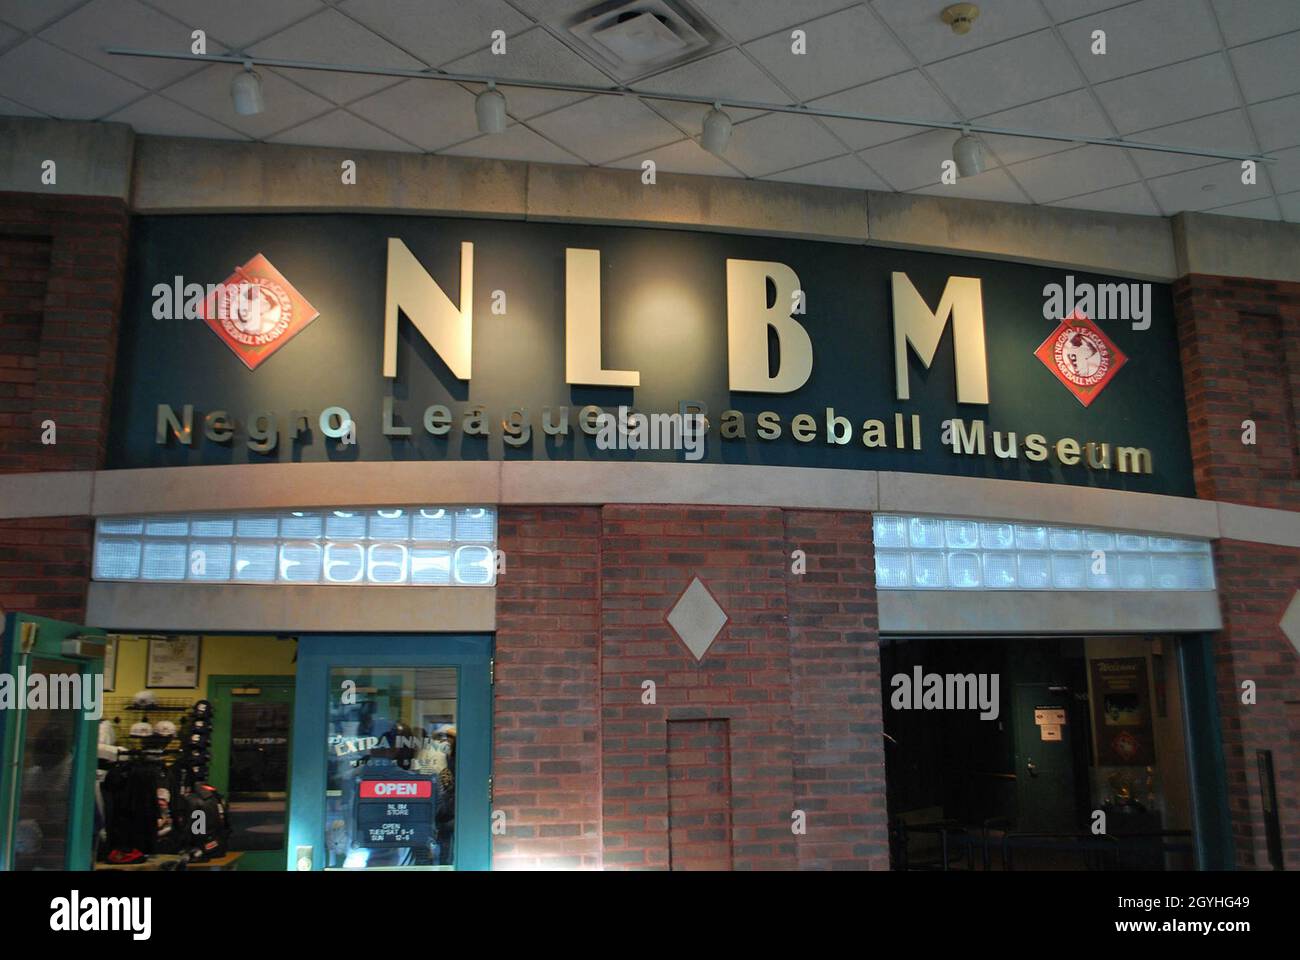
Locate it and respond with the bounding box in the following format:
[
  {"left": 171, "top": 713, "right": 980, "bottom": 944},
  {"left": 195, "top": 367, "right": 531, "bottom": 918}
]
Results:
[
  {"left": 93, "top": 507, "right": 497, "bottom": 587},
  {"left": 872, "top": 514, "right": 1215, "bottom": 592}
]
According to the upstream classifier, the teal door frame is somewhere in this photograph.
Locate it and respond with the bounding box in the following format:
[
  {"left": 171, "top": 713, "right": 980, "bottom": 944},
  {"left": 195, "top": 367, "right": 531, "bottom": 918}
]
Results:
[
  {"left": 1177, "top": 633, "right": 1235, "bottom": 870},
  {"left": 287, "top": 634, "right": 492, "bottom": 871},
  {"left": 0, "top": 614, "right": 106, "bottom": 871}
]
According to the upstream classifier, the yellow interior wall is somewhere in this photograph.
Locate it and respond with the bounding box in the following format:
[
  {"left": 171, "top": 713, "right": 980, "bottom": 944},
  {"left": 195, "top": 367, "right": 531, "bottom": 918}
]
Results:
[{"left": 108, "top": 634, "right": 297, "bottom": 705}]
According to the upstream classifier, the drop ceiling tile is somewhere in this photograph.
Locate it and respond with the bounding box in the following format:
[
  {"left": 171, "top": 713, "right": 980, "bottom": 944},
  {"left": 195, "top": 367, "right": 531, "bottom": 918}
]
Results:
[
  {"left": 1005, "top": 143, "right": 1138, "bottom": 203},
  {"left": 974, "top": 88, "right": 1113, "bottom": 164},
  {"left": 1229, "top": 32, "right": 1300, "bottom": 103},
  {"left": 1204, "top": 197, "right": 1282, "bottom": 220},
  {"left": 0, "top": 19, "right": 20, "bottom": 53},
  {"left": 1126, "top": 109, "right": 1255, "bottom": 178},
  {"left": 870, "top": 0, "right": 1050, "bottom": 64},
  {"left": 0, "top": 38, "right": 145, "bottom": 118},
  {"left": 692, "top": 0, "right": 854, "bottom": 44},
  {"left": 1264, "top": 144, "right": 1300, "bottom": 194},
  {"left": 608, "top": 136, "right": 740, "bottom": 178},
  {"left": 443, "top": 27, "right": 610, "bottom": 119},
  {"left": 1211, "top": 0, "right": 1300, "bottom": 46},
  {"left": 105, "top": 92, "right": 245, "bottom": 138},
  {"left": 741, "top": 6, "right": 914, "bottom": 102},
  {"left": 859, "top": 128, "right": 961, "bottom": 191},
  {"left": 1250, "top": 93, "right": 1300, "bottom": 153},
  {"left": 911, "top": 167, "right": 1027, "bottom": 204},
  {"left": 926, "top": 30, "right": 1081, "bottom": 119},
  {"left": 636, "top": 49, "right": 785, "bottom": 132},
  {"left": 1057, "top": 0, "right": 1222, "bottom": 83},
  {"left": 268, "top": 107, "right": 420, "bottom": 151},
  {"left": 339, "top": 0, "right": 531, "bottom": 67},
  {"left": 809, "top": 70, "right": 957, "bottom": 151},
  {"left": 724, "top": 111, "right": 845, "bottom": 177},
  {"left": 1041, "top": 0, "right": 1134, "bottom": 20},
  {"left": 143, "top": 0, "right": 324, "bottom": 50},
  {"left": 39, "top": 0, "right": 219, "bottom": 89},
  {"left": 1278, "top": 190, "right": 1300, "bottom": 222},
  {"left": 0, "top": 0, "right": 85, "bottom": 32},
  {"left": 0, "top": 93, "right": 43, "bottom": 116},
  {"left": 161, "top": 62, "right": 333, "bottom": 138},
  {"left": 765, "top": 153, "right": 888, "bottom": 190},
  {"left": 1145, "top": 159, "right": 1271, "bottom": 214},
  {"left": 249, "top": 8, "right": 426, "bottom": 104},
  {"left": 527, "top": 93, "right": 683, "bottom": 164},
  {"left": 441, "top": 122, "right": 586, "bottom": 165},
  {"left": 1093, "top": 53, "right": 1238, "bottom": 134},
  {"left": 347, "top": 78, "right": 482, "bottom": 152},
  {"left": 1048, "top": 181, "right": 1161, "bottom": 216}
]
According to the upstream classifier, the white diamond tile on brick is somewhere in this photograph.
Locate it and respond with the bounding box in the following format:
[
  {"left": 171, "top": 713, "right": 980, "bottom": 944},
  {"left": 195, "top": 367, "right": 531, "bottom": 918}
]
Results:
[
  {"left": 1048, "top": 181, "right": 1161, "bottom": 217},
  {"left": 871, "top": 0, "right": 1049, "bottom": 64},
  {"left": 0, "top": 0, "right": 85, "bottom": 32},
  {"left": 250, "top": 8, "right": 426, "bottom": 104},
  {"left": 1250, "top": 94, "right": 1300, "bottom": 153},
  {"left": 1127, "top": 109, "right": 1256, "bottom": 179},
  {"left": 141, "top": 0, "right": 324, "bottom": 50},
  {"left": 725, "top": 111, "right": 845, "bottom": 178},
  {"left": 667, "top": 577, "right": 728, "bottom": 662},
  {"left": 692, "top": 0, "right": 850, "bottom": 44},
  {"left": 742, "top": 6, "right": 913, "bottom": 102},
  {"left": 912, "top": 167, "right": 1027, "bottom": 204},
  {"left": 349, "top": 78, "right": 482, "bottom": 152},
  {"left": 269, "top": 108, "right": 420, "bottom": 152},
  {"left": 443, "top": 27, "right": 609, "bottom": 120},
  {"left": 1229, "top": 32, "right": 1300, "bottom": 103},
  {"left": 1211, "top": 0, "right": 1300, "bottom": 46},
  {"left": 1094, "top": 53, "right": 1239, "bottom": 134},
  {"left": 162, "top": 64, "right": 334, "bottom": 139},
  {"left": 1057, "top": 0, "right": 1221, "bottom": 83},
  {"left": 105, "top": 93, "right": 245, "bottom": 139},
  {"left": 765, "top": 153, "right": 888, "bottom": 191},
  {"left": 1146, "top": 159, "right": 1271, "bottom": 215},
  {"left": 1281, "top": 590, "right": 1300, "bottom": 657},
  {"left": 528, "top": 94, "right": 682, "bottom": 165},
  {"left": 0, "top": 38, "right": 144, "bottom": 119},
  {"left": 339, "top": 0, "right": 531, "bottom": 68},
  {"left": 609, "top": 137, "right": 739, "bottom": 177},
  {"left": 926, "top": 30, "right": 1081, "bottom": 119},
  {"left": 809, "top": 70, "right": 958, "bottom": 151},
  {"left": 441, "top": 122, "right": 585, "bottom": 165},
  {"left": 39, "top": 0, "right": 217, "bottom": 89},
  {"left": 975, "top": 89, "right": 1113, "bottom": 166}
]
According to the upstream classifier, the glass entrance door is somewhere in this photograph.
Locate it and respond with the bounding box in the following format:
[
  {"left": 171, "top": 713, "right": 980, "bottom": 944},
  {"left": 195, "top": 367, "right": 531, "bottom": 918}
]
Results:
[{"left": 287, "top": 636, "right": 491, "bottom": 871}]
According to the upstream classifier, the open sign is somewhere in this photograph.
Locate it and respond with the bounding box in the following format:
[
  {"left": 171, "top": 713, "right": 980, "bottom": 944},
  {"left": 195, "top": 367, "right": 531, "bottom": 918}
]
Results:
[{"left": 360, "top": 780, "right": 432, "bottom": 799}]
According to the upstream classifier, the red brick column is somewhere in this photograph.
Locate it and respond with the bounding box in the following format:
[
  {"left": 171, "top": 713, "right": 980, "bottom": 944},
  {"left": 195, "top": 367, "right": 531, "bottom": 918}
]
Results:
[
  {"left": 0, "top": 192, "right": 129, "bottom": 622},
  {"left": 1174, "top": 273, "right": 1300, "bottom": 869},
  {"left": 785, "top": 510, "right": 889, "bottom": 869},
  {"left": 492, "top": 506, "right": 603, "bottom": 869}
]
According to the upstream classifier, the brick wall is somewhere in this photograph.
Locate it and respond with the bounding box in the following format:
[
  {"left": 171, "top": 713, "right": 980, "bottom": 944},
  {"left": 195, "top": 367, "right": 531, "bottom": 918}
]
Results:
[
  {"left": 493, "top": 503, "right": 888, "bottom": 870},
  {"left": 0, "top": 192, "right": 129, "bottom": 622},
  {"left": 1175, "top": 273, "right": 1300, "bottom": 869}
]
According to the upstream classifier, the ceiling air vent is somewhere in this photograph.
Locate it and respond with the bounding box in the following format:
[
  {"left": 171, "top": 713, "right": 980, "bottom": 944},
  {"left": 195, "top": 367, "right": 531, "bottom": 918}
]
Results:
[{"left": 567, "top": 0, "right": 717, "bottom": 78}]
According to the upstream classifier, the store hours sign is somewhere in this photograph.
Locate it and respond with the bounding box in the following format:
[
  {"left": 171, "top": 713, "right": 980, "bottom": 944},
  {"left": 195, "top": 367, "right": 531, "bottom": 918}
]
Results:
[{"left": 111, "top": 214, "right": 1196, "bottom": 496}]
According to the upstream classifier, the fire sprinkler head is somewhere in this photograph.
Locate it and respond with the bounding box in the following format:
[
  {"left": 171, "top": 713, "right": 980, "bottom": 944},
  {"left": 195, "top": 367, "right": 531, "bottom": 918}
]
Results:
[{"left": 941, "top": 3, "right": 980, "bottom": 35}]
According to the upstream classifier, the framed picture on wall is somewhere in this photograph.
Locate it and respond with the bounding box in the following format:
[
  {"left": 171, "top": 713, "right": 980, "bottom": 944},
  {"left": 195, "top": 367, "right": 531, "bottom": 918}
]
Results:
[
  {"left": 146, "top": 635, "right": 202, "bottom": 688},
  {"left": 103, "top": 635, "right": 119, "bottom": 692}
]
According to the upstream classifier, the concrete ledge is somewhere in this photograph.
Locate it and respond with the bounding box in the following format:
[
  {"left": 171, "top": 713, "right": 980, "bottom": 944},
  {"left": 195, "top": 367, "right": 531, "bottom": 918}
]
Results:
[
  {"left": 85, "top": 582, "right": 495, "bottom": 632},
  {"left": 0, "top": 117, "right": 135, "bottom": 201},
  {"left": 0, "top": 471, "right": 92, "bottom": 518},
  {"left": 1174, "top": 211, "right": 1300, "bottom": 284},
  {"left": 1216, "top": 501, "right": 1300, "bottom": 548},
  {"left": 524, "top": 163, "right": 869, "bottom": 242},
  {"left": 499, "top": 461, "right": 877, "bottom": 509},
  {"left": 878, "top": 589, "right": 1223, "bottom": 634},
  {"left": 867, "top": 191, "right": 1178, "bottom": 281},
  {"left": 131, "top": 136, "right": 527, "bottom": 216},
  {"left": 877, "top": 471, "right": 1221, "bottom": 540}
]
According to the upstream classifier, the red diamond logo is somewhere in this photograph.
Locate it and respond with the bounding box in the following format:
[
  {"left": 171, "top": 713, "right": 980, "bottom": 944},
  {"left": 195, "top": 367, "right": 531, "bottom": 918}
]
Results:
[
  {"left": 200, "top": 253, "right": 319, "bottom": 370},
  {"left": 1033, "top": 310, "right": 1127, "bottom": 407}
]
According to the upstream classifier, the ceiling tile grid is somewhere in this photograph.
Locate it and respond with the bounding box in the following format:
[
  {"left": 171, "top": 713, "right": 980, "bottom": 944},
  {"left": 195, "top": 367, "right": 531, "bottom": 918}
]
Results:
[{"left": 0, "top": 0, "right": 1293, "bottom": 222}]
